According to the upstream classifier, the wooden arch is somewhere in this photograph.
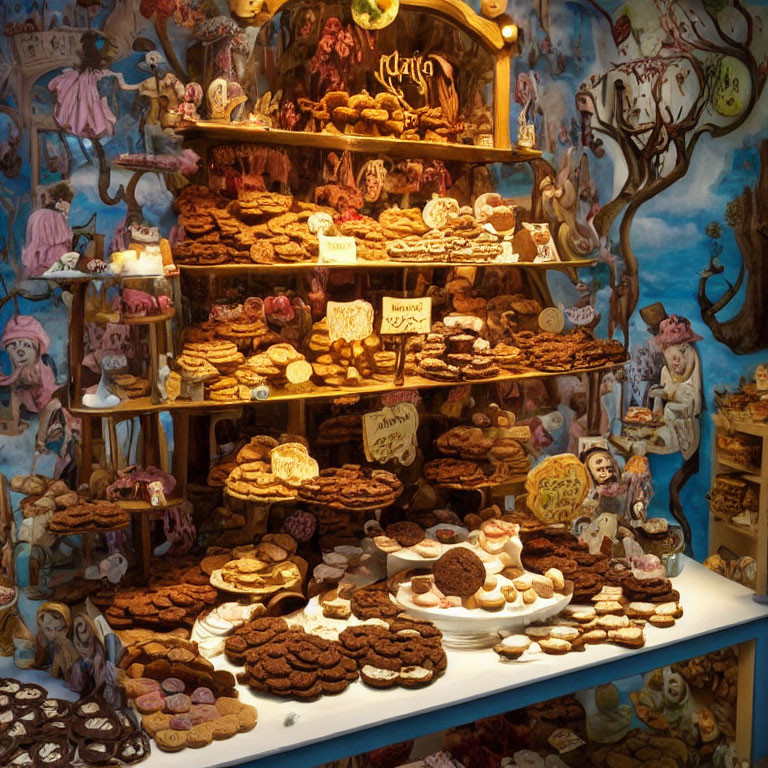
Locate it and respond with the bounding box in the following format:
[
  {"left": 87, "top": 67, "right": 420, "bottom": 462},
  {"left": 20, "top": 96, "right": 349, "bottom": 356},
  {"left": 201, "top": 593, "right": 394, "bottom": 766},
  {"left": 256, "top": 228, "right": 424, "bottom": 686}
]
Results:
[{"left": 258, "top": 0, "right": 515, "bottom": 148}]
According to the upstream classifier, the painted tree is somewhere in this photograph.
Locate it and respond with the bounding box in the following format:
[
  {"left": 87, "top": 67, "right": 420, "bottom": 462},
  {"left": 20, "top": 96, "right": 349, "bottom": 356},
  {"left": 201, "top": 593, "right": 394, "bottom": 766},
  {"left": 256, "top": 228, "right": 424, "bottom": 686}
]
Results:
[
  {"left": 576, "top": 0, "right": 767, "bottom": 347},
  {"left": 698, "top": 139, "right": 768, "bottom": 353}
]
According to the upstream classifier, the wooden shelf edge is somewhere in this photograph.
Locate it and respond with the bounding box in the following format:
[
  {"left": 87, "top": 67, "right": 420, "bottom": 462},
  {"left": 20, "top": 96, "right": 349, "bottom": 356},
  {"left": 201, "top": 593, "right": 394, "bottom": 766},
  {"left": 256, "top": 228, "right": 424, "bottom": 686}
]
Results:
[
  {"left": 69, "top": 362, "right": 625, "bottom": 417},
  {"left": 177, "top": 122, "right": 541, "bottom": 164},
  {"left": 178, "top": 259, "right": 596, "bottom": 275},
  {"left": 710, "top": 516, "right": 759, "bottom": 540}
]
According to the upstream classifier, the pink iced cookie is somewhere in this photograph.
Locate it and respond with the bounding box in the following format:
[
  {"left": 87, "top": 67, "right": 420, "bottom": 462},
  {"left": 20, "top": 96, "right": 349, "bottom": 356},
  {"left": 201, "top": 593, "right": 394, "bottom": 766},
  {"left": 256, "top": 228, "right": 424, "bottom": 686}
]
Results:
[
  {"left": 164, "top": 694, "right": 191, "bottom": 714},
  {"left": 136, "top": 691, "right": 166, "bottom": 714},
  {"left": 161, "top": 678, "right": 186, "bottom": 695},
  {"left": 190, "top": 687, "right": 215, "bottom": 705},
  {"left": 169, "top": 714, "right": 193, "bottom": 731}
]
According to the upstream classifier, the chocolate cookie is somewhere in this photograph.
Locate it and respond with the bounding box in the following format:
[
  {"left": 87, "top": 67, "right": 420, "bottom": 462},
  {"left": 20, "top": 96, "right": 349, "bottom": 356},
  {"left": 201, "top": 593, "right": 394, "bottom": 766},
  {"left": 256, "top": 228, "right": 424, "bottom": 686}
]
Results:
[
  {"left": 433, "top": 547, "right": 486, "bottom": 597},
  {"left": 350, "top": 583, "right": 403, "bottom": 620},
  {"left": 385, "top": 522, "right": 425, "bottom": 547}
]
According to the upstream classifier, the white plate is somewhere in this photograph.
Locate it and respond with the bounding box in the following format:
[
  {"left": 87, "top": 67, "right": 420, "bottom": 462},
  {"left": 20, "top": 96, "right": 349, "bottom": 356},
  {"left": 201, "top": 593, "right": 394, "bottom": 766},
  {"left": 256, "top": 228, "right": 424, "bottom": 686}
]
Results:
[{"left": 396, "top": 575, "right": 572, "bottom": 649}]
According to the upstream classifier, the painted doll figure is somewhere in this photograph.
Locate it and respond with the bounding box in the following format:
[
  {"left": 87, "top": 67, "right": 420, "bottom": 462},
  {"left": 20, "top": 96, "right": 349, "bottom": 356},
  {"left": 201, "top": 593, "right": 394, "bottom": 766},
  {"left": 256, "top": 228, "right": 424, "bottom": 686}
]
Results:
[
  {"left": 48, "top": 31, "right": 141, "bottom": 139},
  {"left": 648, "top": 316, "right": 703, "bottom": 459},
  {"left": 68, "top": 614, "right": 106, "bottom": 695},
  {"left": 34, "top": 602, "right": 79, "bottom": 680},
  {"left": 0, "top": 315, "right": 57, "bottom": 415},
  {"left": 21, "top": 182, "right": 74, "bottom": 278}
]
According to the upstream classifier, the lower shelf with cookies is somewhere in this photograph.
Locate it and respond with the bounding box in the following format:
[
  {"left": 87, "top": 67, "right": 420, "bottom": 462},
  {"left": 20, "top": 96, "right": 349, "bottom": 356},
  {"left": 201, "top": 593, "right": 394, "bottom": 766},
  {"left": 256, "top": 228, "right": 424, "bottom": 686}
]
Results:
[{"left": 2, "top": 559, "right": 765, "bottom": 768}]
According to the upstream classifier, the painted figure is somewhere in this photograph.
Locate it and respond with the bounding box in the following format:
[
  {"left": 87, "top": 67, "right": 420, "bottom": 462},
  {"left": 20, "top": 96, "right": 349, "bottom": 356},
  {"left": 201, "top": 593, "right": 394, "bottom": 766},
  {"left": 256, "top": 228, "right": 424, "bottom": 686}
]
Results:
[
  {"left": 21, "top": 182, "right": 74, "bottom": 278},
  {"left": 648, "top": 316, "right": 703, "bottom": 459},
  {"left": 34, "top": 602, "right": 78, "bottom": 680},
  {"left": 0, "top": 315, "right": 58, "bottom": 415},
  {"left": 48, "top": 31, "right": 141, "bottom": 139}
]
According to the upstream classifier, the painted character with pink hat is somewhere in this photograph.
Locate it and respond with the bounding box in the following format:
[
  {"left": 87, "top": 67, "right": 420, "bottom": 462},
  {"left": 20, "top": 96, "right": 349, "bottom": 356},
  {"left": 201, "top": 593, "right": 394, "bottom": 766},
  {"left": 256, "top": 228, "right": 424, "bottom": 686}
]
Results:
[
  {"left": 648, "top": 315, "right": 703, "bottom": 459},
  {"left": 0, "top": 315, "right": 58, "bottom": 415}
]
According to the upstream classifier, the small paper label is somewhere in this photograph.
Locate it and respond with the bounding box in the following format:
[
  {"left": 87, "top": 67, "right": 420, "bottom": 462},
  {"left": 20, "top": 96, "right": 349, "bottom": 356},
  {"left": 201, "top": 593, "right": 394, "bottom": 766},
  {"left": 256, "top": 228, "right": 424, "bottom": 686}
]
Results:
[
  {"left": 326, "top": 300, "right": 374, "bottom": 343},
  {"left": 363, "top": 403, "right": 418, "bottom": 466},
  {"left": 548, "top": 728, "right": 586, "bottom": 754},
  {"left": 380, "top": 296, "right": 431, "bottom": 335},
  {"left": 319, "top": 235, "right": 357, "bottom": 264}
]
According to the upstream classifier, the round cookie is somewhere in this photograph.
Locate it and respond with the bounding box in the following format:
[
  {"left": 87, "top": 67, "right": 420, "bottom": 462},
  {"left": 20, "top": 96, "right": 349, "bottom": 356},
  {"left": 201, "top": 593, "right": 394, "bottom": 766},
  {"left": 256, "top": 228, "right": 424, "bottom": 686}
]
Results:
[
  {"left": 385, "top": 522, "right": 425, "bottom": 547},
  {"left": 187, "top": 723, "right": 215, "bottom": 749},
  {"left": 155, "top": 728, "right": 188, "bottom": 752},
  {"left": 433, "top": 547, "right": 486, "bottom": 597}
]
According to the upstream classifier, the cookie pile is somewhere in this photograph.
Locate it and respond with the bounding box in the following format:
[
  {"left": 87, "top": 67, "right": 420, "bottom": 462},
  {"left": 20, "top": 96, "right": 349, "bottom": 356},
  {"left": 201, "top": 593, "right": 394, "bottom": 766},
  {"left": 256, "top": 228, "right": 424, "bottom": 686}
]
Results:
[
  {"left": 298, "top": 465, "right": 403, "bottom": 509},
  {"left": 338, "top": 618, "right": 447, "bottom": 689},
  {"left": 212, "top": 557, "right": 302, "bottom": 595},
  {"left": 235, "top": 343, "right": 308, "bottom": 389},
  {"left": 510, "top": 328, "right": 626, "bottom": 372},
  {"left": 225, "top": 462, "right": 297, "bottom": 502},
  {"left": 591, "top": 729, "right": 689, "bottom": 768},
  {"left": 120, "top": 634, "right": 238, "bottom": 698},
  {"left": 173, "top": 186, "right": 327, "bottom": 266},
  {"left": 0, "top": 680, "right": 150, "bottom": 767},
  {"left": 238, "top": 628, "right": 359, "bottom": 700},
  {"left": 408, "top": 326, "right": 501, "bottom": 382},
  {"left": 350, "top": 582, "right": 404, "bottom": 620},
  {"left": 225, "top": 617, "right": 291, "bottom": 664},
  {"left": 125, "top": 676, "right": 255, "bottom": 753},
  {"left": 316, "top": 414, "right": 363, "bottom": 445},
  {"left": 423, "top": 457, "right": 520, "bottom": 488},
  {"left": 47, "top": 500, "right": 130, "bottom": 534},
  {"left": 111, "top": 373, "right": 151, "bottom": 399},
  {"left": 297, "top": 89, "right": 457, "bottom": 143},
  {"left": 104, "top": 583, "right": 218, "bottom": 631},
  {"left": 309, "top": 319, "right": 394, "bottom": 386}
]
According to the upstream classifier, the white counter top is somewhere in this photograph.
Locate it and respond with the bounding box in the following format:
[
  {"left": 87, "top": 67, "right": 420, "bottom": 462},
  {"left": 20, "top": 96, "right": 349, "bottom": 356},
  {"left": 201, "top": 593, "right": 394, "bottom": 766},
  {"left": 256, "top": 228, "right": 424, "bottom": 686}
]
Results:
[{"left": 7, "top": 558, "right": 768, "bottom": 768}]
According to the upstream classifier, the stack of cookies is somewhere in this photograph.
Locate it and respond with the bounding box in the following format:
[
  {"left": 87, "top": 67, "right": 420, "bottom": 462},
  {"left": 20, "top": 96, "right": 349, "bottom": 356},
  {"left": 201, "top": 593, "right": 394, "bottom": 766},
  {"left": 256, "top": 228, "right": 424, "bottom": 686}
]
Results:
[
  {"left": 111, "top": 373, "right": 150, "bottom": 399},
  {"left": 510, "top": 328, "right": 626, "bottom": 372},
  {"left": 173, "top": 186, "right": 329, "bottom": 266},
  {"left": 238, "top": 627, "right": 359, "bottom": 700},
  {"left": 47, "top": 500, "right": 130, "bottom": 534},
  {"left": 409, "top": 324, "right": 501, "bottom": 382},
  {"left": 225, "top": 463, "right": 298, "bottom": 503},
  {"left": 235, "top": 343, "right": 309, "bottom": 389},
  {"left": 298, "top": 465, "right": 403, "bottom": 509},
  {"left": 104, "top": 583, "right": 218, "bottom": 631},
  {"left": 337, "top": 216, "right": 388, "bottom": 261},
  {"left": 338, "top": 617, "right": 447, "bottom": 689}
]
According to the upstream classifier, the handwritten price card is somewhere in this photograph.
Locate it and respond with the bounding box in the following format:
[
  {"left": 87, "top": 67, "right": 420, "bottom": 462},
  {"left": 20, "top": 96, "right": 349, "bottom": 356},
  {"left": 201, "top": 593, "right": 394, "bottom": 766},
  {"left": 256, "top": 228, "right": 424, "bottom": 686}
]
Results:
[
  {"left": 327, "top": 300, "right": 374, "bottom": 343},
  {"left": 319, "top": 234, "right": 357, "bottom": 264},
  {"left": 380, "top": 297, "right": 431, "bottom": 335},
  {"left": 525, "top": 454, "right": 589, "bottom": 524},
  {"left": 363, "top": 403, "right": 419, "bottom": 466}
]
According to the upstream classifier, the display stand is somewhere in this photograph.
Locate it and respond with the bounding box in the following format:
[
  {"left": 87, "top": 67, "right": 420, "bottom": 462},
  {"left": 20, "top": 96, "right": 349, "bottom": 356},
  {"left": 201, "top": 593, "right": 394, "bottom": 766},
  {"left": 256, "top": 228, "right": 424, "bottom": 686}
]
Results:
[{"left": 709, "top": 415, "right": 768, "bottom": 595}]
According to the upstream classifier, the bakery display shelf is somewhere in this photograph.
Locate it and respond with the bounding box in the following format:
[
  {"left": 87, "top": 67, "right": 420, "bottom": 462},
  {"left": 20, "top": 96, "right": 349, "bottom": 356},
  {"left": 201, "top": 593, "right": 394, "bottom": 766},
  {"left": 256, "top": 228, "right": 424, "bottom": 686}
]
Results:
[
  {"left": 431, "top": 475, "right": 528, "bottom": 492},
  {"left": 710, "top": 515, "right": 758, "bottom": 540},
  {"left": 115, "top": 497, "right": 185, "bottom": 512},
  {"left": 9, "top": 559, "right": 766, "bottom": 768},
  {"left": 121, "top": 310, "right": 176, "bottom": 326},
  {"left": 726, "top": 418, "right": 768, "bottom": 438},
  {"left": 113, "top": 161, "right": 180, "bottom": 175},
  {"left": 715, "top": 453, "right": 763, "bottom": 484},
  {"left": 225, "top": 488, "right": 297, "bottom": 504},
  {"left": 69, "top": 362, "right": 625, "bottom": 417},
  {"left": 177, "top": 122, "right": 541, "bottom": 164},
  {"left": 178, "top": 258, "right": 597, "bottom": 275},
  {"left": 31, "top": 271, "right": 165, "bottom": 283}
]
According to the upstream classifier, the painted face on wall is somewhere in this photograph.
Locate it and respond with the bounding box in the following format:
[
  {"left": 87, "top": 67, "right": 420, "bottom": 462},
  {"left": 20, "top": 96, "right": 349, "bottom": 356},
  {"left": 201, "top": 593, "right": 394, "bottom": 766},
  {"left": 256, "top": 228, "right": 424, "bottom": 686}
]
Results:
[
  {"left": 229, "top": 0, "right": 264, "bottom": 18},
  {"left": 6, "top": 339, "right": 38, "bottom": 368},
  {"left": 38, "top": 611, "right": 65, "bottom": 643},
  {"left": 712, "top": 56, "right": 751, "bottom": 117},
  {"left": 663, "top": 342, "right": 695, "bottom": 379},
  {"left": 586, "top": 450, "right": 617, "bottom": 485}
]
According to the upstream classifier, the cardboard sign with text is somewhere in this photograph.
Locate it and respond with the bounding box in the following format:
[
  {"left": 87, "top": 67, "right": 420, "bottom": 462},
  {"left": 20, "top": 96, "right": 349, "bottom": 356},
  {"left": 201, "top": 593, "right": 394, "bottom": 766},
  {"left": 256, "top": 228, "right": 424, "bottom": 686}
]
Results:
[
  {"left": 380, "top": 297, "right": 431, "bottom": 335},
  {"left": 319, "top": 234, "right": 357, "bottom": 264},
  {"left": 363, "top": 403, "right": 419, "bottom": 466},
  {"left": 326, "top": 300, "right": 374, "bottom": 343}
]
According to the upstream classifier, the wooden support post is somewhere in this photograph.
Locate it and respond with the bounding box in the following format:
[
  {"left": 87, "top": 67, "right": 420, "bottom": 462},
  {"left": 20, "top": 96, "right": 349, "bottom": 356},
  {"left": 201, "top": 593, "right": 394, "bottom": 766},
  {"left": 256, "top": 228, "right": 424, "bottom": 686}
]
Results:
[
  {"left": 736, "top": 639, "right": 756, "bottom": 762},
  {"left": 69, "top": 282, "right": 88, "bottom": 409}
]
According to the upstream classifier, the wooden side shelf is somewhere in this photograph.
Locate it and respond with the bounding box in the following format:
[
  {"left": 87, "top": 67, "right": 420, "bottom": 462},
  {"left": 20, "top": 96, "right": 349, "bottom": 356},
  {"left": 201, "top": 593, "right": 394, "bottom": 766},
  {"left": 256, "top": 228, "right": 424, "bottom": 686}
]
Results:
[{"left": 709, "top": 415, "right": 768, "bottom": 595}]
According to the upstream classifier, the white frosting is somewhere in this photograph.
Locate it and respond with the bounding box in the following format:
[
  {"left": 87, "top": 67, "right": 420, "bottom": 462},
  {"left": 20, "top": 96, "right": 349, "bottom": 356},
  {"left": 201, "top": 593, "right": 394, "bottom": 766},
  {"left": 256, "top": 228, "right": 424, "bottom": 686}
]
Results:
[
  {"left": 85, "top": 717, "right": 113, "bottom": 730},
  {"left": 79, "top": 702, "right": 100, "bottom": 714},
  {"left": 38, "top": 744, "right": 62, "bottom": 762},
  {"left": 361, "top": 666, "right": 398, "bottom": 681}
]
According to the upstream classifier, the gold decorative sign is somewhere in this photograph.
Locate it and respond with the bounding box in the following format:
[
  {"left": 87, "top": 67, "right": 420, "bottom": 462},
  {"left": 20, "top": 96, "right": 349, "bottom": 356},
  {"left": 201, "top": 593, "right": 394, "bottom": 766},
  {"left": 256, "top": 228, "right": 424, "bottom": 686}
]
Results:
[
  {"left": 326, "top": 300, "right": 374, "bottom": 343},
  {"left": 270, "top": 443, "right": 319, "bottom": 487},
  {"left": 319, "top": 234, "right": 357, "bottom": 265},
  {"left": 381, "top": 297, "right": 431, "bottom": 335},
  {"left": 363, "top": 403, "right": 419, "bottom": 466},
  {"left": 525, "top": 454, "right": 589, "bottom": 524},
  {"left": 376, "top": 52, "right": 437, "bottom": 100}
]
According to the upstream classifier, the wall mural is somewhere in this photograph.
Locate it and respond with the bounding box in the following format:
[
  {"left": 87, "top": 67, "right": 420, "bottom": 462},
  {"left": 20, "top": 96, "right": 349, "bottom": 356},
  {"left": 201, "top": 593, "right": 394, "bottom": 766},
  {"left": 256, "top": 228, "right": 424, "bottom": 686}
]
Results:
[{"left": 0, "top": 0, "right": 765, "bottom": 562}]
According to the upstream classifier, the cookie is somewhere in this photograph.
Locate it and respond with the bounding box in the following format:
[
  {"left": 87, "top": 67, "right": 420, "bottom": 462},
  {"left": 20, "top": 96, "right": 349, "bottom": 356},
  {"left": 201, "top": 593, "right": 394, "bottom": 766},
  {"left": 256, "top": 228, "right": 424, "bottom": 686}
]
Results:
[
  {"left": 187, "top": 722, "right": 215, "bottom": 748},
  {"left": 433, "top": 548, "right": 486, "bottom": 597},
  {"left": 210, "top": 714, "right": 240, "bottom": 740},
  {"left": 141, "top": 711, "right": 171, "bottom": 737},
  {"left": 155, "top": 728, "right": 188, "bottom": 752},
  {"left": 385, "top": 522, "right": 425, "bottom": 547}
]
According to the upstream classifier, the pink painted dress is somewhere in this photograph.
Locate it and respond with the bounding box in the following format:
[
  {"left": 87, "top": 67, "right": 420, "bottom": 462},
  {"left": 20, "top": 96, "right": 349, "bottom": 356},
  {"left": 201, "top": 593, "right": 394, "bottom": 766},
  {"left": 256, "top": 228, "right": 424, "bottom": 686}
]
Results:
[
  {"left": 48, "top": 68, "right": 117, "bottom": 139},
  {"left": 21, "top": 208, "right": 73, "bottom": 278}
]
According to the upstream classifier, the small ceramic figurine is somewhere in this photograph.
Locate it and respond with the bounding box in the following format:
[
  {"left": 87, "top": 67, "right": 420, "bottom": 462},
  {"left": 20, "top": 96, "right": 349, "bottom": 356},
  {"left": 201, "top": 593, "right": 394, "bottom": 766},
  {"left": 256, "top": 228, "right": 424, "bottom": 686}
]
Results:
[
  {"left": 229, "top": 0, "right": 265, "bottom": 20},
  {"left": 207, "top": 77, "right": 248, "bottom": 121}
]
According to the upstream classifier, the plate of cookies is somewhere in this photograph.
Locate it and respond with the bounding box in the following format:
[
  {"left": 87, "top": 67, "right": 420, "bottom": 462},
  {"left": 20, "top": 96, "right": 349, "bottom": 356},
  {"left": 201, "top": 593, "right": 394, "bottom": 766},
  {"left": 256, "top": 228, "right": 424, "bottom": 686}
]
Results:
[
  {"left": 394, "top": 545, "right": 572, "bottom": 648},
  {"left": 210, "top": 557, "right": 302, "bottom": 596}
]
